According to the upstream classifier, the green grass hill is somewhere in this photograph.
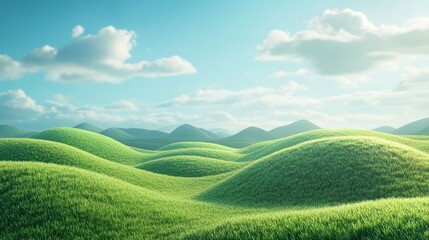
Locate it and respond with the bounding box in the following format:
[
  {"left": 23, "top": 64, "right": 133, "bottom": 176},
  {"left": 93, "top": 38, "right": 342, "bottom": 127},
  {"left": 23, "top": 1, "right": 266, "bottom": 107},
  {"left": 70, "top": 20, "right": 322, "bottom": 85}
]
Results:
[
  {"left": 32, "top": 128, "right": 145, "bottom": 165},
  {"left": 73, "top": 122, "right": 103, "bottom": 133},
  {"left": 0, "top": 161, "right": 240, "bottom": 239},
  {"left": 183, "top": 198, "right": 429, "bottom": 240},
  {"left": 0, "top": 125, "right": 34, "bottom": 138},
  {"left": 200, "top": 136, "right": 429, "bottom": 206},
  {"left": 394, "top": 117, "right": 429, "bottom": 135},
  {"left": 238, "top": 129, "right": 429, "bottom": 162},
  {"left": 138, "top": 156, "right": 242, "bottom": 177},
  {"left": 269, "top": 119, "right": 320, "bottom": 139},
  {"left": 0, "top": 138, "right": 231, "bottom": 197}
]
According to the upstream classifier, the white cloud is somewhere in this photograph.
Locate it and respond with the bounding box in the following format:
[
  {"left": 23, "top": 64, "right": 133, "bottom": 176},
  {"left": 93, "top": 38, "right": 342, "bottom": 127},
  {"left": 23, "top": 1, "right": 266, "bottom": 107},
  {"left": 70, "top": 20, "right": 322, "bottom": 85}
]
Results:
[
  {"left": 72, "top": 25, "right": 84, "bottom": 38},
  {"left": 258, "top": 8, "right": 429, "bottom": 75},
  {"left": 0, "top": 89, "right": 44, "bottom": 121},
  {"left": 0, "top": 55, "right": 25, "bottom": 80},
  {"left": 272, "top": 70, "right": 289, "bottom": 78},
  {"left": 106, "top": 100, "right": 139, "bottom": 112},
  {"left": 1, "top": 25, "right": 196, "bottom": 83}
]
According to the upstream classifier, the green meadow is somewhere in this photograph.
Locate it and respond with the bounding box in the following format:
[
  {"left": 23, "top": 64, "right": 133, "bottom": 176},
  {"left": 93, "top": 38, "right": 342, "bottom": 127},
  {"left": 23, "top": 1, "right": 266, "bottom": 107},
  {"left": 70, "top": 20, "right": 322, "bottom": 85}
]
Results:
[{"left": 1, "top": 127, "right": 429, "bottom": 239}]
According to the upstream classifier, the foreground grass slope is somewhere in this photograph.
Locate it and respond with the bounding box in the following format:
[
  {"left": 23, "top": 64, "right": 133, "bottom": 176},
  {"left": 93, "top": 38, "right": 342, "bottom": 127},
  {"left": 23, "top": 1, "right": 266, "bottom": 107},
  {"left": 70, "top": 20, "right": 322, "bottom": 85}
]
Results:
[
  {"left": 201, "top": 136, "right": 429, "bottom": 206},
  {"left": 3, "top": 162, "right": 429, "bottom": 240},
  {"left": 183, "top": 198, "right": 429, "bottom": 240},
  {"left": 0, "top": 161, "right": 241, "bottom": 239},
  {"left": 32, "top": 128, "right": 146, "bottom": 165}
]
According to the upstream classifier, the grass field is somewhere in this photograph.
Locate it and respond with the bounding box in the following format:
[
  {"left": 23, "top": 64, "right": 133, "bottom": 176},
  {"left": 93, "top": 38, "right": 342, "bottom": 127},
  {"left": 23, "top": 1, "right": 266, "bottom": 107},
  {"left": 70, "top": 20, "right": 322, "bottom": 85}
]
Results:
[{"left": 1, "top": 128, "right": 429, "bottom": 239}]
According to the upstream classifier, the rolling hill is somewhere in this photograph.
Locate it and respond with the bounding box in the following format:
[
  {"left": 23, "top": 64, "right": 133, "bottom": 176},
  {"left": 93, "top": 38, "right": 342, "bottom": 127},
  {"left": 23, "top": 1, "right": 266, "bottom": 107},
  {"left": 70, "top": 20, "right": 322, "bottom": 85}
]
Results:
[
  {"left": 0, "top": 125, "right": 34, "bottom": 138},
  {"left": 3, "top": 124, "right": 429, "bottom": 239},
  {"left": 0, "top": 138, "right": 233, "bottom": 197},
  {"left": 269, "top": 119, "right": 320, "bottom": 139},
  {"left": 32, "top": 128, "right": 145, "bottom": 165},
  {"left": 73, "top": 122, "right": 103, "bottom": 133},
  {"left": 394, "top": 117, "right": 429, "bottom": 135},
  {"left": 200, "top": 136, "right": 429, "bottom": 206}
]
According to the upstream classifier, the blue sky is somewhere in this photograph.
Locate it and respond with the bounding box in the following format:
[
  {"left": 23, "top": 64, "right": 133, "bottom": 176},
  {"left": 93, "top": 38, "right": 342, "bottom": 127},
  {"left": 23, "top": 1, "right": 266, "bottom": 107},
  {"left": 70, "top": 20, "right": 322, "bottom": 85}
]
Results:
[{"left": 1, "top": 0, "right": 429, "bottom": 131}]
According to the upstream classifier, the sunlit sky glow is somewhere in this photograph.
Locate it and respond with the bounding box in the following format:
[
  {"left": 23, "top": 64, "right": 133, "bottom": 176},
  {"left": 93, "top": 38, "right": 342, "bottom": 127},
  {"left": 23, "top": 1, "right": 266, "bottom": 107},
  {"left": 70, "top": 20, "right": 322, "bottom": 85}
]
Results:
[{"left": 1, "top": 0, "right": 428, "bottom": 131}]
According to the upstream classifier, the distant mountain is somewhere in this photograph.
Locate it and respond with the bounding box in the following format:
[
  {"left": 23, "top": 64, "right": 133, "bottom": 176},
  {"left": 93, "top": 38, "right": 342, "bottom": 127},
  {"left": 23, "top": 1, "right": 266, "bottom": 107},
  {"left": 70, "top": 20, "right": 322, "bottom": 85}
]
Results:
[
  {"left": 169, "top": 124, "right": 214, "bottom": 141},
  {"left": 156, "top": 125, "right": 179, "bottom": 133},
  {"left": 417, "top": 126, "right": 429, "bottom": 135},
  {"left": 373, "top": 126, "right": 396, "bottom": 134},
  {"left": 209, "top": 128, "right": 232, "bottom": 138},
  {"left": 121, "top": 128, "right": 168, "bottom": 139},
  {"left": 74, "top": 123, "right": 103, "bottom": 133},
  {"left": 199, "top": 128, "right": 222, "bottom": 140},
  {"left": 217, "top": 127, "right": 274, "bottom": 148},
  {"left": 0, "top": 125, "right": 34, "bottom": 138},
  {"left": 101, "top": 128, "right": 135, "bottom": 141},
  {"left": 269, "top": 120, "right": 320, "bottom": 139},
  {"left": 394, "top": 118, "right": 429, "bottom": 135}
]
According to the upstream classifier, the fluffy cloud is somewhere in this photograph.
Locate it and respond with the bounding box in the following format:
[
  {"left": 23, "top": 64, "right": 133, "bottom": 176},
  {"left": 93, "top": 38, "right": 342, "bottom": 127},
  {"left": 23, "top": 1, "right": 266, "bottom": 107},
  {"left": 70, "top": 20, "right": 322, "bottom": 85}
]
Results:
[
  {"left": 0, "top": 25, "right": 196, "bottom": 82},
  {"left": 158, "top": 81, "right": 316, "bottom": 107},
  {"left": 0, "top": 55, "right": 25, "bottom": 80},
  {"left": 258, "top": 9, "right": 429, "bottom": 75},
  {"left": 0, "top": 89, "right": 44, "bottom": 121}
]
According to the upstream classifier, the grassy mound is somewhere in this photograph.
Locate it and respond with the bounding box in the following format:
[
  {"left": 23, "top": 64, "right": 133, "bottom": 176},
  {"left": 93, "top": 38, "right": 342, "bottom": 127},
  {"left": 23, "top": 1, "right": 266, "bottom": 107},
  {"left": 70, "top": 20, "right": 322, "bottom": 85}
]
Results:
[
  {"left": 0, "top": 161, "right": 240, "bottom": 239},
  {"left": 200, "top": 136, "right": 429, "bottom": 206},
  {"left": 145, "top": 148, "right": 243, "bottom": 162},
  {"left": 32, "top": 128, "right": 145, "bottom": 165},
  {"left": 138, "top": 156, "right": 243, "bottom": 177},
  {"left": 159, "top": 142, "right": 235, "bottom": 151},
  {"left": 239, "top": 129, "right": 429, "bottom": 162},
  {"left": 183, "top": 198, "right": 429, "bottom": 240},
  {"left": 0, "top": 138, "right": 229, "bottom": 198}
]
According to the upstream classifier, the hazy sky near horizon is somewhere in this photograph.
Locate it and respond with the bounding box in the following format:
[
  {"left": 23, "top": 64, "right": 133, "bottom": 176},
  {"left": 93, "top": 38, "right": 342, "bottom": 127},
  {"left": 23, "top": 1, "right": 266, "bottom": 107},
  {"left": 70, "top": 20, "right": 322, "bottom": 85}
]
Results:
[{"left": 1, "top": 0, "right": 429, "bottom": 131}]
